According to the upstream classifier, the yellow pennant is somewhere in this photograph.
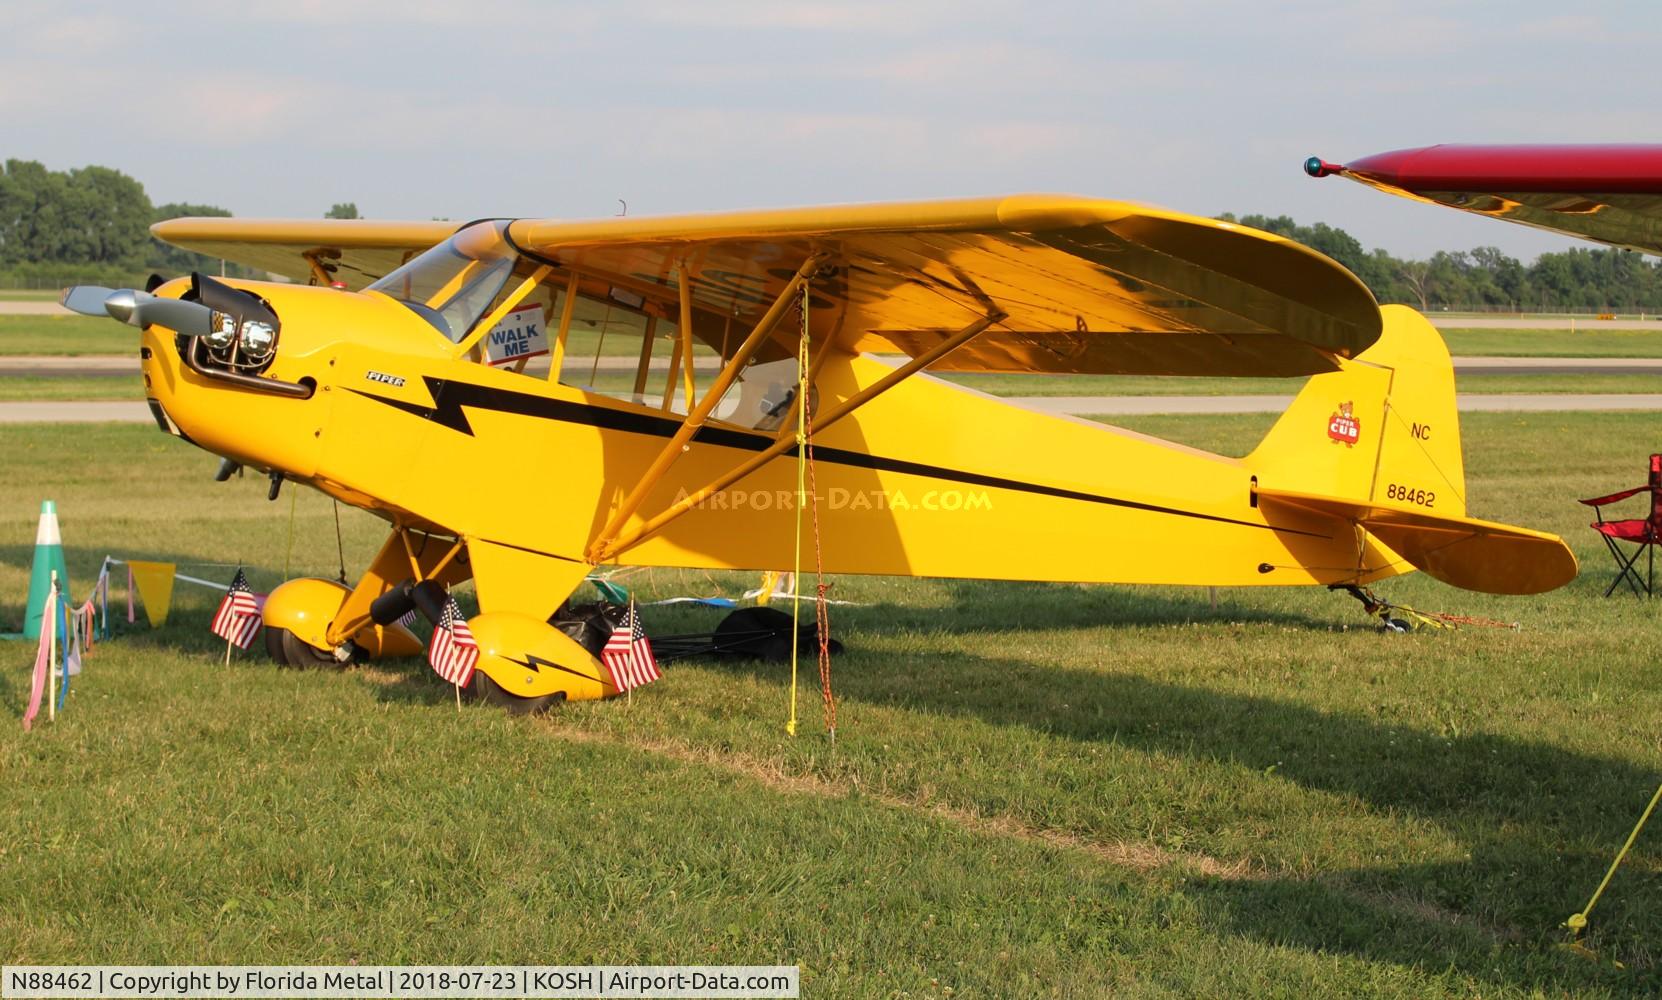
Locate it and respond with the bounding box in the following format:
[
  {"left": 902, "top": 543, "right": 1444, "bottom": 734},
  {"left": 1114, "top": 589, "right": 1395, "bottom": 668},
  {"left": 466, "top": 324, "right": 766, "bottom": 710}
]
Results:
[
  {"left": 755, "top": 571, "right": 779, "bottom": 607},
  {"left": 126, "top": 561, "right": 177, "bottom": 628}
]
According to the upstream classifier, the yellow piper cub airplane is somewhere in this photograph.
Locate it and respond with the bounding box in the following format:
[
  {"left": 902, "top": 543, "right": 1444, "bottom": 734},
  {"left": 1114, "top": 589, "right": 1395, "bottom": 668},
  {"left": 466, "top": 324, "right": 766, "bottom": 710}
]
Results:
[{"left": 62, "top": 195, "right": 1575, "bottom": 710}]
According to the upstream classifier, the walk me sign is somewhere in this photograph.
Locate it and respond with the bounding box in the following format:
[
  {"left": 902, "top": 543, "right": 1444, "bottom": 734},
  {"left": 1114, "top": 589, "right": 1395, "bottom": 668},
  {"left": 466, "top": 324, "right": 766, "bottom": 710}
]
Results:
[{"left": 484, "top": 304, "right": 549, "bottom": 366}]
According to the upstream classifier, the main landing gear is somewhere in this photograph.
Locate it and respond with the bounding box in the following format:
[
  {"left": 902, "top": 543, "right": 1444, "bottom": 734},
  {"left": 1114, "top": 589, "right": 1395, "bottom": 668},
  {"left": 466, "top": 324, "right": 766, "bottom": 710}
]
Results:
[
  {"left": 259, "top": 528, "right": 845, "bottom": 714},
  {"left": 259, "top": 529, "right": 618, "bottom": 713}
]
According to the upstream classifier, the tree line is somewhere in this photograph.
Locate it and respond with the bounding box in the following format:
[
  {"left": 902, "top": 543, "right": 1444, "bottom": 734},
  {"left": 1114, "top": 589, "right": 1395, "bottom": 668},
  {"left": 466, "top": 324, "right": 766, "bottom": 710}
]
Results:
[
  {"left": 1219, "top": 214, "right": 1662, "bottom": 313},
  {"left": 0, "top": 159, "right": 358, "bottom": 288},
  {"left": 6, "top": 158, "right": 1662, "bottom": 311}
]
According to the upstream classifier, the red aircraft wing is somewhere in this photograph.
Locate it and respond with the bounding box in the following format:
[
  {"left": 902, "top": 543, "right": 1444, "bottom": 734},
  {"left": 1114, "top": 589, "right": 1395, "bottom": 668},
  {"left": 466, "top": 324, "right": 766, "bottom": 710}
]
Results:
[{"left": 1307, "top": 144, "right": 1662, "bottom": 256}]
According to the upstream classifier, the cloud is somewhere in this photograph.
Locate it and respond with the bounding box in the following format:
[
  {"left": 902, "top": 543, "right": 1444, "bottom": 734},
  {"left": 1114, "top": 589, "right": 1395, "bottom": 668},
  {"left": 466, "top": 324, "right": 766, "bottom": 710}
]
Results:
[
  {"left": 5, "top": 0, "right": 1662, "bottom": 259},
  {"left": 204, "top": 0, "right": 513, "bottom": 27},
  {"left": 629, "top": 0, "right": 971, "bottom": 33}
]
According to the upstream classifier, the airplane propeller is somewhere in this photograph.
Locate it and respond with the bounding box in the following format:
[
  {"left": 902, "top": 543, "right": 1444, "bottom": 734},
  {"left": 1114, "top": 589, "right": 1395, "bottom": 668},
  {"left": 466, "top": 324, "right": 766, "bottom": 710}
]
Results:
[{"left": 59, "top": 284, "right": 214, "bottom": 337}]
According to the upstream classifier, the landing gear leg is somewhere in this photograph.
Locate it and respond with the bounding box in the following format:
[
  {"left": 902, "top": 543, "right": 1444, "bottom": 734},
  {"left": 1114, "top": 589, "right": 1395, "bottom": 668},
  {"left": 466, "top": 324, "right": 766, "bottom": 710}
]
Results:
[
  {"left": 261, "top": 526, "right": 470, "bottom": 665},
  {"left": 464, "top": 540, "right": 619, "bottom": 710}
]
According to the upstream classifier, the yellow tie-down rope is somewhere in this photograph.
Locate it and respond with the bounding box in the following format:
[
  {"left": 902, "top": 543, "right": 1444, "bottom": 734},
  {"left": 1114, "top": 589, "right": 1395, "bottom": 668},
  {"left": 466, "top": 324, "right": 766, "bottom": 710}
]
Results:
[
  {"left": 787, "top": 284, "right": 810, "bottom": 736},
  {"left": 1562, "top": 780, "right": 1662, "bottom": 965},
  {"left": 786, "top": 280, "right": 837, "bottom": 740}
]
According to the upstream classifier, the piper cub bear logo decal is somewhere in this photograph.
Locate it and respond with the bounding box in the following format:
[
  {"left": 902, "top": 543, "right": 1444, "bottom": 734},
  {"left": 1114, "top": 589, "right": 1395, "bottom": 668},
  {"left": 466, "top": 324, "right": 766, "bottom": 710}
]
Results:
[{"left": 1327, "top": 401, "right": 1360, "bottom": 447}]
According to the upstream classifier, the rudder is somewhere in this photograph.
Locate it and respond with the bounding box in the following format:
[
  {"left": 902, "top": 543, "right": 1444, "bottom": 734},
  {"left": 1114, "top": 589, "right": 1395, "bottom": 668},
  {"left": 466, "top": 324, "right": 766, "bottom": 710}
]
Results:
[{"left": 1249, "top": 304, "right": 1467, "bottom": 519}]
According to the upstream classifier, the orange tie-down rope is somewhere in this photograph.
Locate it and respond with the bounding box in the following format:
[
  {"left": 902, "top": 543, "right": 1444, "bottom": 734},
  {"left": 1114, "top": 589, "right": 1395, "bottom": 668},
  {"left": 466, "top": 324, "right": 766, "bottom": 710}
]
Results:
[{"left": 804, "top": 361, "right": 836, "bottom": 741}]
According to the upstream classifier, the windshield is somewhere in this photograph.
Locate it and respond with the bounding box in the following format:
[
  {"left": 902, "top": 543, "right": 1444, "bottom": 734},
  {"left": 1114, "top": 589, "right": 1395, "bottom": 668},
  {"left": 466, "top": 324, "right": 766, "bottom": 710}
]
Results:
[{"left": 367, "top": 220, "right": 518, "bottom": 342}]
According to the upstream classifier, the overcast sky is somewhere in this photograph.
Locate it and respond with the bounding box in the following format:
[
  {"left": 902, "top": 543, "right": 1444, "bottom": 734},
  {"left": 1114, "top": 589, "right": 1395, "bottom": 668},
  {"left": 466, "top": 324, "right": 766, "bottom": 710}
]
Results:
[{"left": 3, "top": 1, "right": 1657, "bottom": 260}]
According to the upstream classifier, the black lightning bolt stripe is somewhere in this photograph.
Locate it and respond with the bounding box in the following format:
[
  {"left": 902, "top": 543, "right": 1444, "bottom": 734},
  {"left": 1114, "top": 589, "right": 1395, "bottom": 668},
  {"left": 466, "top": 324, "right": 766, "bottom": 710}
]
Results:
[
  {"left": 347, "top": 378, "right": 1327, "bottom": 538},
  {"left": 506, "top": 653, "right": 605, "bottom": 686}
]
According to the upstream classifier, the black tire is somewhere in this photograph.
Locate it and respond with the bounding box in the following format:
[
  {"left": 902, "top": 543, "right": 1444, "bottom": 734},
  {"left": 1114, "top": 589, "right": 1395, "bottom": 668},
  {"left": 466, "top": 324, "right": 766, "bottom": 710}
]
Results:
[
  {"left": 713, "top": 606, "right": 841, "bottom": 662},
  {"left": 471, "top": 670, "right": 566, "bottom": 715},
  {"left": 264, "top": 626, "right": 339, "bottom": 668},
  {"left": 550, "top": 601, "right": 627, "bottom": 657}
]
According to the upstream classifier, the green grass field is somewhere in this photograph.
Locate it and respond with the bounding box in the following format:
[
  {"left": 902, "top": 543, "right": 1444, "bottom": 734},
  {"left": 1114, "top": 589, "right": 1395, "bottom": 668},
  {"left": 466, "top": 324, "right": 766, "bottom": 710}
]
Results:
[
  {"left": 0, "top": 316, "right": 135, "bottom": 355},
  {"left": 2, "top": 415, "right": 1658, "bottom": 995},
  {"left": 1436, "top": 312, "right": 1661, "bottom": 322},
  {"left": 0, "top": 376, "right": 146, "bottom": 401},
  {"left": 1440, "top": 328, "right": 1662, "bottom": 357}
]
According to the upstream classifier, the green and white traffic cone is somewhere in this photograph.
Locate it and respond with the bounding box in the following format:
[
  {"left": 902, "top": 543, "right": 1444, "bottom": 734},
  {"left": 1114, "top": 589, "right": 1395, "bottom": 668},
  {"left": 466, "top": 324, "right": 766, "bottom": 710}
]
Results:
[{"left": 24, "top": 500, "right": 69, "bottom": 641}]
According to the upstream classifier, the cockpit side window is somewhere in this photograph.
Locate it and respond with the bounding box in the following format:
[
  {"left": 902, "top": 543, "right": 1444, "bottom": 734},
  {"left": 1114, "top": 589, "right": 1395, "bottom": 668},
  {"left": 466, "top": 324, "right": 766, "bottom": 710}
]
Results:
[
  {"left": 546, "top": 276, "right": 801, "bottom": 430},
  {"left": 555, "top": 286, "right": 676, "bottom": 404},
  {"left": 390, "top": 239, "right": 812, "bottom": 428}
]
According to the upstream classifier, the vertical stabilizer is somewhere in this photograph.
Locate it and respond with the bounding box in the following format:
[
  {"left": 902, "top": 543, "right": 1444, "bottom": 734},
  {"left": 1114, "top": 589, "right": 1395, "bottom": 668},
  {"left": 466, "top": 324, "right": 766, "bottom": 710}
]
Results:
[{"left": 1249, "top": 305, "right": 1467, "bottom": 519}]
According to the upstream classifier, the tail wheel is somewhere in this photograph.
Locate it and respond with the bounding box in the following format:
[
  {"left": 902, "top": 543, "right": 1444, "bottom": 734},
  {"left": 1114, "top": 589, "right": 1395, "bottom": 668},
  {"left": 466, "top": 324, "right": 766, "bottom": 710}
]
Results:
[
  {"left": 264, "top": 627, "right": 339, "bottom": 668},
  {"left": 471, "top": 670, "right": 567, "bottom": 716}
]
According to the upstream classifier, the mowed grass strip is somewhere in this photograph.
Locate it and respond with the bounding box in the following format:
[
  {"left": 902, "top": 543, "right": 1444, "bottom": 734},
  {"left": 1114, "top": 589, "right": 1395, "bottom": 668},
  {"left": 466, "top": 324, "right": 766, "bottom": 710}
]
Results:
[
  {"left": 0, "top": 376, "right": 147, "bottom": 402},
  {"left": 1, "top": 416, "right": 1659, "bottom": 996},
  {"left": 0, "top": 316, "right": 135, "bottom": 355},
  {"left": 1441, "top": 328, "right": 1662, "bottom": 357}
]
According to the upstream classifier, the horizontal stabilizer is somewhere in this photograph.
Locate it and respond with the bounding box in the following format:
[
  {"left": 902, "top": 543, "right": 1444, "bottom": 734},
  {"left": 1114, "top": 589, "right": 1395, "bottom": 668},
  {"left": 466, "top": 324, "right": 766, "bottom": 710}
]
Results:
[{"left": 1257, "top": 487, "right": 1576, "bottom": 596}]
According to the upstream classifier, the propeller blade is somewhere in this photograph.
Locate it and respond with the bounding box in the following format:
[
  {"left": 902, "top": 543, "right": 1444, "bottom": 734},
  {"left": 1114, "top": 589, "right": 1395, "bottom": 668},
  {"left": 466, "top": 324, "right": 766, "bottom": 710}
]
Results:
[
  {"left": 135, "top": 295, "right": 214, "bottom": 337},
  {"left": 102, "top": 289, "right": 214, "bottom": 336},
  {"left": 60, "top": 285, "right": 117, "bottom": 316}
]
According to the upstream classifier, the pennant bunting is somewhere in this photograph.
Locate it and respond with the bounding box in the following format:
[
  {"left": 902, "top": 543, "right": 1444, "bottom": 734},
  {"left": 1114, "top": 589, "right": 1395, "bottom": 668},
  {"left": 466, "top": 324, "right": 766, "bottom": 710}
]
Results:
[
  {"left": 127, "top": 561, "right": 177, "bottom": 628},
  {"left": 22, "top": 596, "right": 51, "bottom": 731},
  {"left": 56, "top": 593, "right": 71, "bottom": 710}
]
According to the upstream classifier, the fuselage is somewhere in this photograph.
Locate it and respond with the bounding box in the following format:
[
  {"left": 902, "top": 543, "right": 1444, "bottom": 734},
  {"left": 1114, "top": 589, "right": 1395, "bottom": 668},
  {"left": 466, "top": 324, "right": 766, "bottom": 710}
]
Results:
[{"left": 139, "top": 277, "right": 1387, "bottom": 592}]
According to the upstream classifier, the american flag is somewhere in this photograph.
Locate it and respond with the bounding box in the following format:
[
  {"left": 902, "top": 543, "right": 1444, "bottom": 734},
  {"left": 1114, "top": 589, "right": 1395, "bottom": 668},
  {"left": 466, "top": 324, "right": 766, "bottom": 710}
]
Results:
[
  {"left": 210, "top": 568, "right": 264, "bottom": 649},
  {"left": 602, "top": 601, "right": 660, "bottom": 692},
  {"left": 428, "top": 595, "right": 478, "bottom": 687}
]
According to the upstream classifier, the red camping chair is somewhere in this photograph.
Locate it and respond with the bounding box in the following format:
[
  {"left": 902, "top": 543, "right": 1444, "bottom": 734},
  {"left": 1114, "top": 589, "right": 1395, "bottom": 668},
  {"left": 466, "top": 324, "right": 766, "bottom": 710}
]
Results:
[{"left": 1580, "top": 454, "right": 1662, "bottom": 597}]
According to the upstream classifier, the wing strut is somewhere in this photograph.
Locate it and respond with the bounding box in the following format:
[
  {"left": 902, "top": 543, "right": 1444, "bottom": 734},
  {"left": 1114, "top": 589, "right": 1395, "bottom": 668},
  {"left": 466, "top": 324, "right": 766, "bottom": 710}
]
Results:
[
  {"left": 589, "top": 301, "right": 1008, "bottom": 562},
  {"left": 586, "top": 252, "right": 833, "bottom": 561}
]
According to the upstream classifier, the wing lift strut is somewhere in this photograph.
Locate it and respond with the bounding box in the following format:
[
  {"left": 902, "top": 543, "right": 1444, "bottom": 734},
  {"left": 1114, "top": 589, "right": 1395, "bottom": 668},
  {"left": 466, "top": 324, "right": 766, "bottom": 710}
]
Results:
[{"left": 586, "top": 250, "right": 1008, "bottom": 563}]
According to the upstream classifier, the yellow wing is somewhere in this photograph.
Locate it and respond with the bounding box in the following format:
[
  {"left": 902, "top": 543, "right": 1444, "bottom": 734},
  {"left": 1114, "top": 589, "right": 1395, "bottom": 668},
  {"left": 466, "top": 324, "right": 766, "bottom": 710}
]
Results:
[
  {"left": 150, "top": 217, "right": 462, "bottom": 289},
  {"left": 154, "top": 195, "right": 1380, "bottom": 377},
  {"left": 509, "top": 195, "right": 1379, "bottom": 377}
]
